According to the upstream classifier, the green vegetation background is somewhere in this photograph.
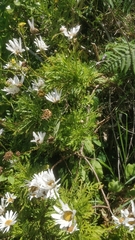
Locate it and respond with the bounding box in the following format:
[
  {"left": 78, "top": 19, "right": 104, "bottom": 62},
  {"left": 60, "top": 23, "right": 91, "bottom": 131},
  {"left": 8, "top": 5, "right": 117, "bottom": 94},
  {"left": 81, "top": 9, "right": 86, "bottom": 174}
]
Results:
[{"left": 1, "top": 0, "right": 135, "bottom": 239}]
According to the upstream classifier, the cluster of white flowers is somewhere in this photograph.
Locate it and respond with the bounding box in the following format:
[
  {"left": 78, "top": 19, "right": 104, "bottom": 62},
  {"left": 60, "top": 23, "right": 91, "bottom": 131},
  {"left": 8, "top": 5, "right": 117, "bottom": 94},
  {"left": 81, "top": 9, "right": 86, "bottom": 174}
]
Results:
[
  {"left": 112, "top": 200, "right": 135, "bottom": 231},
  {"left": 26, "top": 168, "right": 78, "bottom": 234},
  {"left": 2, "top": 75, "right": 25, "bottom": 95},
  {"left": 4, "top": 19, "right": 78, "bottom": 101},
  {"left": 5, "top": 22, "right": 80, "bottom": 58},
  {"left": 26, "top": 169, "right": 60, "bottom": 200},
  {"left": 3, "top": 17, "right": 81, "bottom": 236},
  {"left": 0, "top": 193, "right": 17, "bottom": 233}
]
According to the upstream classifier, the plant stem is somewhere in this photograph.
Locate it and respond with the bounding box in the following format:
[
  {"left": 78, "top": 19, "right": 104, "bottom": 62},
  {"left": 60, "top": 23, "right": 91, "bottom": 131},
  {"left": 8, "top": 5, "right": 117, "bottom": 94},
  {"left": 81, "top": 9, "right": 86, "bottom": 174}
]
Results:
[{"left": 78, "top": 146, "right": 113, "bottom": 215}]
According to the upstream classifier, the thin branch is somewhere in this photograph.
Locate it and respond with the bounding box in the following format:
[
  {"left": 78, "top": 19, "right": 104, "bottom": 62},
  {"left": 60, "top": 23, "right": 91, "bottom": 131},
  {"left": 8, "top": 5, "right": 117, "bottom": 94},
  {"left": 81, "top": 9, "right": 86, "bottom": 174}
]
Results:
[
  {"left": 52, "top": 154, "right": 72, "bottom": 175},
  {"left": 78, "top": 146, "right": 113, "bottom": 215}
]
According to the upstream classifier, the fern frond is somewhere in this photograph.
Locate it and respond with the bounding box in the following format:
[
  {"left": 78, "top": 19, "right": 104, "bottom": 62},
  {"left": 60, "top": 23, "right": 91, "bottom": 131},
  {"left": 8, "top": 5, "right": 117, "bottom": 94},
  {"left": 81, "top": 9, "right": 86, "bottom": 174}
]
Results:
[{"left": 101, "top": 41, "right": 135, "bottom": 75}]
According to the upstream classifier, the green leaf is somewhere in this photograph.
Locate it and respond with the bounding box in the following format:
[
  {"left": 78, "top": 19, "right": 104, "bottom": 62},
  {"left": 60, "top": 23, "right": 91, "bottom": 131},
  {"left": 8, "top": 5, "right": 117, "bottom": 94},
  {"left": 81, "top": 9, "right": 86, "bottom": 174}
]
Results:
[
  {"left": 108, "top": 180, "right": 123, "bottom": 193},
  {"left": 83, "top": 137, "right": 94, "bottom": 153},
  {"left": 8, "top": 176, "right": 15, "bottom": 185},
  {"left": 93, "top": 139, "right": 101, "bottom": 147},
  {"left": 125, "top": 163, "right": 135, "bottom": 180},
  {"left": 91, "top": 159, "right": 103, "bottom": 179},
  {"left": 0, "top": 175, "right": 7, "bottom": 182}
]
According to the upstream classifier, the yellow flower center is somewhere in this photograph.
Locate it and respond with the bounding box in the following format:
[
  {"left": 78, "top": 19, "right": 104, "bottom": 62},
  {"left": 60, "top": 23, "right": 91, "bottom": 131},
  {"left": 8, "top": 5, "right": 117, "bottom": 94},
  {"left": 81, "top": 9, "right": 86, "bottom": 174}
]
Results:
[
  {"left": 8, "top": 197, "right": 14, "bottom": 203},
  {"left": 47, "top": 180, "right": 54, "bottom": 186},
  {"left": 5, "top": 219, "right": 12, "bottom": 226},
  {"left": 63, "top": 211, "right": 73, "bottom": 221},
  {"left": 119, "top": 217, "right": 124, "bottom": 223}
]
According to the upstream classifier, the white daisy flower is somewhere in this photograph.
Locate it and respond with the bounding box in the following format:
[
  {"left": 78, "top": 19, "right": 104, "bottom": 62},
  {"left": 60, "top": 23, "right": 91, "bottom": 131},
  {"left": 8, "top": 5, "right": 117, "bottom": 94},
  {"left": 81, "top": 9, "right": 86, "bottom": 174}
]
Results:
[
  {"left": 51, "top": 200, "right": 76, "bottom": 229},
  {"left": 27, "top": 169, "right": 60, "bottom": 200},
  {"left": 31, "top": 131, "right": 46, "bottom": 144},
  {"left": 26, "top": 178, "right": 46, "bottom": 200},
  {"left": 6, "top": 38, "right": 25, "bottom": 55},
  {"left": 45, "top": 88, "right": 62, "bottom": 103},
  {"left": 112, "top": 200, "right": 135, "bottom": 231},
  {"left": 0, "top": 210, "right": 17, "bottom": 233},
  {"left": 31, "top": 78, "right": 44, "bottom": 91},
  {"left": 0, "top": 198, "right": 6, "bottom": 215},
  {"left": 2, "top": 85, "right": 20, "bottom": 95},
  {"left": 7, "top": 75, "right": 25, "bottom": 87},
  {"left": 4, "top": 192, "right": 17, "bottom": 205},
  {"left": 34, "top": 36, "right": 49, "bottom": 52},
  {"left": 2, "top": 75, "right": 24, "bottom": 95},
  {"left": 36, "top": 169, "right": 60, "bottom": 199},
  {"left": 60, "top": 25, "right": 80, "bottom": 40},
  {"left": 40, "top": 169, "right": 60, "bottom": 190},
  {"left": 0, "top": 129, "right": 4, "bottom": 135}
]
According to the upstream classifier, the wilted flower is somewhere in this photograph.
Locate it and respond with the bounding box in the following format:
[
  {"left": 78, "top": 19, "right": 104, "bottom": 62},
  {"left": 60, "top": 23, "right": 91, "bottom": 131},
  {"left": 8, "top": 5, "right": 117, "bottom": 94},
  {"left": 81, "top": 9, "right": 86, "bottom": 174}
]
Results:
[
  {"left": 41, "top": 109, "right": 52, "bottom": 120},
  {"left": 3, "top": 151, "right": 13, "bottom": 161},
  {"left": 4, "top": 192, "right": 17, "bottom": 206},
  {"left": 34, "top": 36, "right": 49, "bottom": 52},
  {"left": 60, "top": 25, "right": 80, "bottom": 40},
  {"left": 31, "top": 131, "right": 46, "bottom": 144},
  {"left": 112, "top": 200, "right": 135, "bottom": 231},
  {"left": 0, "top": 210, "right": 17, "bottom": 233},
  {"left": 28, "top": 17, "right": 39, "bottom": 34},
  {"left": 27, "top": 169, "right": 60, "bottom": 200},
  {"left": 6, "top": 38, "right": 25, "bottom": 55},
  {"left": 51, "top": 200, "right": 77, "bottom": 230},
  {"left": 45, "top": 88, "right": 62, "bottom": 103}
]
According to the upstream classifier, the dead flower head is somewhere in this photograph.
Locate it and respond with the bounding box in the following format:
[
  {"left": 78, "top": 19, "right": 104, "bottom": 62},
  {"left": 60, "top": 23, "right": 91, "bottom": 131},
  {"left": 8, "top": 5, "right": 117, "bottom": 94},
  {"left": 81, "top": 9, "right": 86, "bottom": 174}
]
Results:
[
  {"left": 3, "top": 151, "right": 13, "bottom": 161},
  {"left": 41, "top": 109, "right": 52, "bottom": 120}
]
